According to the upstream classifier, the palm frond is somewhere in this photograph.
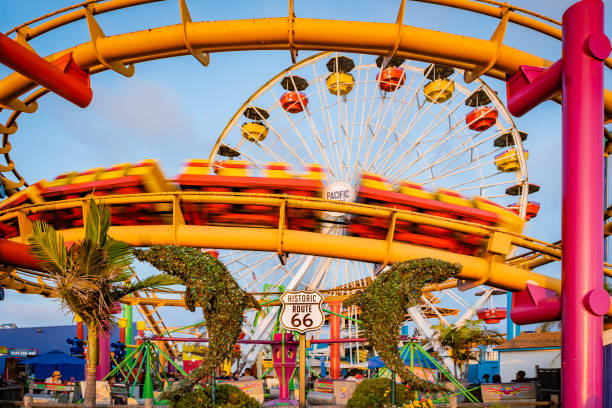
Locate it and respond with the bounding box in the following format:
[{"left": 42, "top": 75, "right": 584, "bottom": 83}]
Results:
[
  {"left": 85, "top": 198, "right": 111, "bottom": 247},
  {"left": 104, "top": 239, "right": 134, "bottom": 274},
  {"left": 71, "top": 240, "right": 107, "bottom": 277},
  {"left": 538, "top": 320, "right": 561, "bottom": 332},
  {"left": 113, "top": 274, "right": 183, "bottom": 299},
  {"left": 27, "top": 221, "right": 67, "bottom": 276}
]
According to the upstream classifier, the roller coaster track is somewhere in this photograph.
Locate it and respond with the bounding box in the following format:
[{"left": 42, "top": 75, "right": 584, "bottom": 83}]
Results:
[
  {"left": 0, "top": 192, "right": 610, "bottom": 317},
  {"left": 0, "top": 0, "right": 611, "bottom": 194},
  {"left": 0, "top": 0, "right": 610, "bottom": 365}
]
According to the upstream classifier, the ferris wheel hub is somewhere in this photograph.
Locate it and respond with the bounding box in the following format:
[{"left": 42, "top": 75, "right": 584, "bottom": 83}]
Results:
[{"left": 323, "top": 181, "right": 355, "bottom": 219}]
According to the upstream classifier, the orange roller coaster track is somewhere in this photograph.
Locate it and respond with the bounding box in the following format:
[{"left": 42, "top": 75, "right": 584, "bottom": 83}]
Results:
[
  {"left": 0, "top": 0, "right": 611, "bottom": 194},
  {"left": 0, "top": 192, "right": 610, "bottom": 316}
]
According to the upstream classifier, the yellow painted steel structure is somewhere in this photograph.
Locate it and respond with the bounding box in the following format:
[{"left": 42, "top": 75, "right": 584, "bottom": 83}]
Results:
[
  {"left": 0, "top": 0, "right": 612, "bottom": 193},
  {"left": 0, "top": 192, "right": 610, "bottom": 317},
  {"left": 2, "top": 0, "right": 608, "bottom": 358}
]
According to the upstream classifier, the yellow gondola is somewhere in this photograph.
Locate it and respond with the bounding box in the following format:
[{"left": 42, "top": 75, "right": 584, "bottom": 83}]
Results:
[
  {"left": 326, "top": 72, "right": 355, "bottom": 95},
  {"left": 241, "top": 121, "right": 269, "bottom": 142},
  {"left": 495, "top": 148, "right": 529, "bottom": 172},
  {"left": 424, "top": 79, "right": 454, "bottom": 103}
]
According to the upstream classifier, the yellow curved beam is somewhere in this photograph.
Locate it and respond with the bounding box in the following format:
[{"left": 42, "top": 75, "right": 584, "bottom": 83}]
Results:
[
  {"left": 19, "top": 218, "right": 556, "bottom": 295},
  {"left": 0, "top": 269, "right": 54, "bottom": 296},
  {"left": 0, "top": 17, "right": 611, "bottom": 118},
  {"left": 0, "top": 192, "right": 609, "bottom": 315}
]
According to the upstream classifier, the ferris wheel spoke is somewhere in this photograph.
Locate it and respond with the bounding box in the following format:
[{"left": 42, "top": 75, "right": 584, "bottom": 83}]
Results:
[
  {"left": 359, "top": 64, "right": 388, "bottom": 149},
  {"left": 367, "top": 73, "right": 423, "bottom": 170},
  {"left": 330, "top": 52, "right": 352, "bottom": 181},
  {"left": 245, "top": 260, "right": 293, "bottom": 292},
  {"left": 350, "top": 65, "right": 386, "bottom": 181},
  {"left": 448, "top": 170, "right": 503, "bottom": 190},
  {"left": 234, "top": 253, "right": 277, "bottom": 282},
  {"left": 452, "top": 177, "right": 516, "bottom": 193},
  {"left": 220, "top": 250, "right": 256, "bottom": 264},
  {"left": 311, "top": 63, "right": 345, "bottom": 181},
  {"left": 245, "top": 103, "right": 314, "bottom": 168},
  {"left": 268, "top": 86, "right": 328, "bottom": 171},
  {"left": 378, "top": 75, "right": 468, "bottom": 171},
  {"left": 377, "top": 75, "right": 466, "bottom": 176},
  {"left": 422, "top": 294, "right": 451, "bottom": 326},
  {"left": 344, "top": 56, "right": 364, "bottom": 181},
  {"left": 306, "top": 257, "right": 330, "bottom": 289},
  {"left": 366, "top": 68, "right": 426, "bottom": 164},
  {"left": 382, "top": 99, "right": 473, "bottom": 179},
  {"left": 415, "top": 153, "right": 500, "bottom": 186},
  {"left": 400, "top": 128, "right": 504, "bottom": 182},
  {"left": 361, "top": 73, "right": 408, "bottom": 172}
]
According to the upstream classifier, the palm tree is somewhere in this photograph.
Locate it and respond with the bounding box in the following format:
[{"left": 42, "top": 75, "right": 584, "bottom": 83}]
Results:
[
  {"left": 27, "top": 199, "right": 178, "bottom": 408},
  {"left": 433, "top": 320, "right": 503, "bottom": 378}
]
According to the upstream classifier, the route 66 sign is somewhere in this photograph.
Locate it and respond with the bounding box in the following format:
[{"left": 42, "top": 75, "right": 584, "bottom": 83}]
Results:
[{"left": 279, "top": 290, "right": 325, "bottom": 333}]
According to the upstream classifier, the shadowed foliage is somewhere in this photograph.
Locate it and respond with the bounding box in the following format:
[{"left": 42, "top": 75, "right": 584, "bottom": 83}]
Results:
[
  {"left": 433, "top": 320, "right": 504, "bottom": 378},
  {"left": 134, "top": 245, "right": 260, "bottom": 401},
  {"left": 27, "top": 199, "right": 178, "bottom": 408},
  {"left": 345, "top": 258, "right": 461, "bottom": 393}
]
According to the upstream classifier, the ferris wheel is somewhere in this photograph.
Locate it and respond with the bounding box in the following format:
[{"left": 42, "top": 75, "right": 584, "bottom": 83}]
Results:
[{"left": 200, "top": 52, "right": 531, "bottom": 363}]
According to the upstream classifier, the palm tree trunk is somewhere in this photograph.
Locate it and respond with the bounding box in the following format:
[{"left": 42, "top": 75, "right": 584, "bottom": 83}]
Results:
[{"left": 84, "top": 325, "right": 99, "bottom": 408}]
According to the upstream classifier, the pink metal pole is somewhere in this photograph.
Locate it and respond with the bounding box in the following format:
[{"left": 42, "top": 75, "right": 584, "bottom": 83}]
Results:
[
  {"left": 96, "top": 331, "right": 110, "bottom": 380},
  {"left": 329, "top": 302, "right": 341, "bottom": 379},
  {"left": 561, "top": 0, "right": 611, "bottom": 406}
]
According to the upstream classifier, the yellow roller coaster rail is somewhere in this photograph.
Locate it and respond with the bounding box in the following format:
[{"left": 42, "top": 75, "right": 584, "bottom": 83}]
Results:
[
  {"left": 1, "top": 0, "right": 612, "bottom": 195},
  {"left": 0, "top": 192, "right": 610, "bottom": 317}
]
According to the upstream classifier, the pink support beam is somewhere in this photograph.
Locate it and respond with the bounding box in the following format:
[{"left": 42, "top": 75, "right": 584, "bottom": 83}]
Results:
[
  {"left": 329, "top": 302, "right": 341, "bottom": 379},
  {"left": 561, "top": 1, "right": 610, "bottom": 406},
  {"left": 510, "top": 284, "right": 561, "bottom": 325},
  {"left": 96, "top": 331, "right": 110, "bottom": 380},
  {"left": 507, "top": 1, "right": 611, "bottom": 406},
  {"left": 0, "top": 33, "right": 92, "bottom": 108},
  {"left": 506, "top": 61, "right": 561, "bottom": 118}
]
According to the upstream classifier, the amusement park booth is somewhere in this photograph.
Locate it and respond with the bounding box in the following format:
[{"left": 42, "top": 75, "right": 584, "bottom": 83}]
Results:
[
  {"left": 22, "top": 350, "right": 85, "bottom": 381},
  {"left": 495, "top": 332, "right": 560, "bottom": 382},
  {"left": 0, "top": 325, "right": 78, "bottom": 381}
]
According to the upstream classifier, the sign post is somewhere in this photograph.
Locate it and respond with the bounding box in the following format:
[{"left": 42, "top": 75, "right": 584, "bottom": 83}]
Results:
[{"left": 279, "top": 290, "right": 325, "bottom": 408}]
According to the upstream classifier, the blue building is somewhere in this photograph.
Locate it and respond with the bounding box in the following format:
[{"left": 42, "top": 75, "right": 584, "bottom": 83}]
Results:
[{"left": 0, "top": 324, "right": 128, "bottom": 377}]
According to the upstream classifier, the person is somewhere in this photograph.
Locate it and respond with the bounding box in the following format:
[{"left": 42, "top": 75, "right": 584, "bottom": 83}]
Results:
[
  {"left": 219, "top": 370, "right": 231, "bottom": 380},
  {"left": 492, "top": 374, "right": 501, "bottom": 383},
  {"left": 45, "top": 371, "right": 62, "bottom": 385},
  {"left": 239, "top": 368, "right": 256, "bottom": 381},
  {"left": 344, "top": 369, "right": 359, "bottom": 382},
  {"left": 481, "top": 374, "right": 490, "bottom": 383},
  {"left": 512, "top": 370, "right": 526, "bottom": 382},
  {"left": 14, "top": 371, "right": 27, "bottom": 386},
  {"left": 43, "top": 371, "right": 62, "bottom": 395},
  {"left": 232, "top": 372, "right": 240, "bottom": 381}
]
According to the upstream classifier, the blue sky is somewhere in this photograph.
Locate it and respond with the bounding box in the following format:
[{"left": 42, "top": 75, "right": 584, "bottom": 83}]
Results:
[{"left": 0, "top": 1, "right": 611, "bottom": 332}]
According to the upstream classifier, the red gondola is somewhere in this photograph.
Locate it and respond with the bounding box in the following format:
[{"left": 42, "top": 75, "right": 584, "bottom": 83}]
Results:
[
  {"left": 476, "top": 307, "right": 507, "bottom": 324},
  {"left": 466, "top": 106, "right": 498, "bottom": 131},
  {"left": 507, "top": 201, "right": 540, "bottom": 220},
  {"left": 280, "top": 91, "right": 308, "bottom": 113},
  {"left": 377, "top": 67, "right": 405, "bottom": 92}
]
